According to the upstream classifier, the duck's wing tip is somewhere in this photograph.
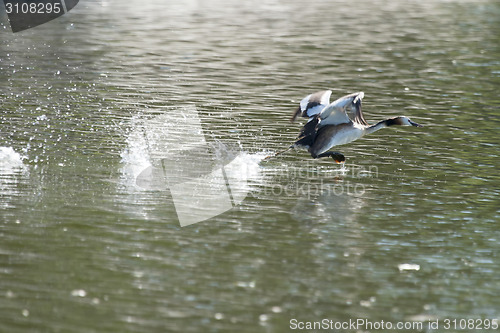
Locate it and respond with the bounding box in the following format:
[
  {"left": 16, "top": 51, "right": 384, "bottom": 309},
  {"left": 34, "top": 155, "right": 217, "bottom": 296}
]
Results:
[
  {"left": 355, "top": 91, "right": 364, "bottom": 101},
  {"left": 330, "top": 91, "right": 368, "bottom": 126},
  {"left": 290, "top": 105, "right": 303, "bottom": 123},
  {"left": 291, "top": 90, "right": 332, "bottom": 122},
  {"left": 351, "top": 92, "right": 368, "bottom": 126}
]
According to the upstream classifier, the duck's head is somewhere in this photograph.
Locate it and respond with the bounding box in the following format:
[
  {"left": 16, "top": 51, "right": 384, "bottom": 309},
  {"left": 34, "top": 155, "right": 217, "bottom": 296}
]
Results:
[{"left": 387, "top": 116, "right": 423, "bottom": 127}]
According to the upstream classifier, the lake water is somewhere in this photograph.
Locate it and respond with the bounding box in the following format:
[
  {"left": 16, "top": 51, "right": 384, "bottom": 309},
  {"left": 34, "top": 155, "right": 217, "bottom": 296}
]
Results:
[{"left": 1, "top": 0, "right": 500, "bottom": 332}]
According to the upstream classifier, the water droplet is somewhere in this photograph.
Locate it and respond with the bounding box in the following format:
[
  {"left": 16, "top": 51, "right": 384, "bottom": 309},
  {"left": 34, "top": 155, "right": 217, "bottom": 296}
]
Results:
[
  {"left": 271, "top": 306, "right": 282, "bottom": 313},
  {"left": 398, "top": 263, "right": 420, "bottom": 271},
  {"left": 71, "top": 289, "right": 87, "bottom": 297}
]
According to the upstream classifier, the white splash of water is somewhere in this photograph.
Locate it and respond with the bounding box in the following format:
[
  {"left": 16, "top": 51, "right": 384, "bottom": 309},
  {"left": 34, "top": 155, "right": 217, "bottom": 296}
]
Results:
[
  {"left": 0, "top": 147, "right": 26, "bottom": 174},
  {"left": 338, "top": 162, "right": 348, "bottom": 175},
  {"left": 0, "top": 147, "right": 28, "bottom": 209},
  {"left": 119, "top": 117, "right": 151, "bottom": 184}
]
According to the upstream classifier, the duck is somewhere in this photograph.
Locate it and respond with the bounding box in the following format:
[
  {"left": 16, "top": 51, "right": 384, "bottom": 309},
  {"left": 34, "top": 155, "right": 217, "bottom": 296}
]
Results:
[{"left": 285, "top": 90, "right": 423, "bottom": 163}]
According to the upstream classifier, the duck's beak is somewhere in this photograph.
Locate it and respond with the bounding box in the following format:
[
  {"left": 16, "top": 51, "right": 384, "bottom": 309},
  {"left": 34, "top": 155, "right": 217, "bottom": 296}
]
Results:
[{"left": 409, "top": 120, "right": 423, "bottom": 127}]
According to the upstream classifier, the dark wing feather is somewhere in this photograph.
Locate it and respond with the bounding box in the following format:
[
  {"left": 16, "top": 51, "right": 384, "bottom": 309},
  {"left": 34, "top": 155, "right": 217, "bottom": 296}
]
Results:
[
  {"left": 294, "top": 115, "right": 321, "bottom": 148},
  {"left": 349, "top": 93, "right": 368, "bottom": 126},
  {"left": 326, "top": 92, "right": 368, "bottom": 126}
]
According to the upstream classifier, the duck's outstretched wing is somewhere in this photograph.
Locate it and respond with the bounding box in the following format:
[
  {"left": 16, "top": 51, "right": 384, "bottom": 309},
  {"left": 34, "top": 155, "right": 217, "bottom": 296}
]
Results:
[
  {"left": 324, "top": 92, "right": 368, "bottom": 126},
  {"left": 290, "top": 90, "right": 332, "bottom": 122}
]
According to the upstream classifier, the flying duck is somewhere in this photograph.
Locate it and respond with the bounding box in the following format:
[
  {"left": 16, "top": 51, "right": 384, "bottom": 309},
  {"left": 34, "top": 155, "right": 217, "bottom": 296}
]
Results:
[{"left": 287, "top": 90, "right": 423, "bottom": 163}]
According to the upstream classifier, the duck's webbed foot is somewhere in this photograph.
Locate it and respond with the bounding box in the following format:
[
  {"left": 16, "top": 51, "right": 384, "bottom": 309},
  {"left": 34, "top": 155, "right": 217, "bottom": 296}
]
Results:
[{"left": 315, "top": 151, "right": 345, "bottom": 164}]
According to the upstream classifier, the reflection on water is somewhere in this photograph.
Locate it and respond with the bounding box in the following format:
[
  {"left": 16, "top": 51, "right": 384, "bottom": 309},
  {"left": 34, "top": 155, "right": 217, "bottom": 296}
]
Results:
[{"left": 1, "top": 0, "right": 500, "bottom": 332}]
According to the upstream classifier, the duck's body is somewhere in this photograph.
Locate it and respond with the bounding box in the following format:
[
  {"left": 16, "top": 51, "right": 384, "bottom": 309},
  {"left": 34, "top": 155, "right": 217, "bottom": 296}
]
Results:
[
  {"left": 290, "top": 90, "right": 422, "bottom": 162},
  {"left": 310, "top": 122, "right": 364, "bottom": 156}
]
